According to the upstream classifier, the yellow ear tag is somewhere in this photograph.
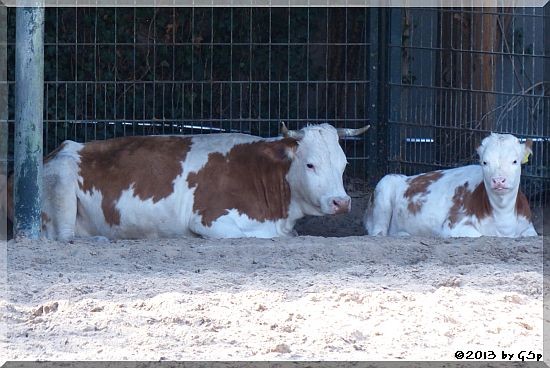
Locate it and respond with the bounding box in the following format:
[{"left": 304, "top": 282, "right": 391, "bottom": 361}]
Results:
[{"left": 522, "top": 152, "right": 531, "bottom": 164}]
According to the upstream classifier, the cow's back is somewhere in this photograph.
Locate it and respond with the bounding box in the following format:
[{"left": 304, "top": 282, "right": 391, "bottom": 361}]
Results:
[
  {"left": 385, "top": 165, "right": 484, "bottom": 236},
  {"left": 73, "top": 133, "right": 270, "bottom": 239}
]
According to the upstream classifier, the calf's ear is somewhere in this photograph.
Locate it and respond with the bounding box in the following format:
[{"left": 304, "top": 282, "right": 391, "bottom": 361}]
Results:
[{"left": 521, "top": 139, "right": 533, "bottom": 164}]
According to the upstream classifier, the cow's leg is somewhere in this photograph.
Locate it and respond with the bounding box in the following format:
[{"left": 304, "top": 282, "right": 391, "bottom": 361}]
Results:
[
  {"left": 42, "top": 159, "right": 78, "bottom": 241},
  {"left": 189, "top": 220, "right": 246, "bottom": 238},
  {"left": 364, "top": 174, "right": 403, "bottom": 236},
  {"left": 520, "top": 224, "right": 538, "bottom": 237},
  {"left": 188, "top": 211, "right": 253, "bottom": 238}
]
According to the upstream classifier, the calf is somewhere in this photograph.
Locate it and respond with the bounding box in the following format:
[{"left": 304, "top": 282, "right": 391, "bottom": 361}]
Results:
[
  {"left": 7, "top": 123, "right": 368, "bottom": 240},
  {"left": 364, "top": 133, "right": 537, "bottom": 237}
]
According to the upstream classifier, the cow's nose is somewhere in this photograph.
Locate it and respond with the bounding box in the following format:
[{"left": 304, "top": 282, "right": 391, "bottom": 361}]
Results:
[
  {"left": 331, "top": 196, "right": 351, "bottom": 214},
  {"left": 491, "top": 176, "right": 506, "bottom": 185}
]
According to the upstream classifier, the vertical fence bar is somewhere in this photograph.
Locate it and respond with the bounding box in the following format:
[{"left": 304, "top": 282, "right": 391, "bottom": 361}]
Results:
[
  {"left": 378, "top": 9, "right": 389, "bottom": 181},
  {"left": 367, "top": 8, "right": 388, "bottom": 186},
  {"left": 14, "top": 6, "right": 44, "bottom": 240},
  {"left": 367, "top": 8, "right": 379, "bottom": 186},
  {"left": 543, "top": 0, "right": 550, "bottom": 224},
  {"left": 544, "top": 4, "right": 550, "bottom": 213}
]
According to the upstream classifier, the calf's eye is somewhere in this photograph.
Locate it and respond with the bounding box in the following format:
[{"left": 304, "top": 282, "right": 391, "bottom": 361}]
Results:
[
  {"left": 482, "top": 161, "right": 487, "bottom": 165},
  {"left": 306, "top": 163, "right": 314, "bottom": 169},
  {"left": 513, "top": 160, "right": 518, "bottom": 164}
]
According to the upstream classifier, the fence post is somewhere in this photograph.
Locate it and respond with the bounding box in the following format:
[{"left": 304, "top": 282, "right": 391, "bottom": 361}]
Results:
[
  {"left": 14, "top": 6, "right": 44, "bottom": 240},
  {"left": 0, "top": 4, "right": 7, "bottom": 242},
  {"left": 367, "top": 8, "right": 388, "bottom": 185},
  {"left": 543, "top": 6, "right": 550, "bottom": 366},
  {"left": 545, "top": 4, "right": 550, "bottom": 205}
]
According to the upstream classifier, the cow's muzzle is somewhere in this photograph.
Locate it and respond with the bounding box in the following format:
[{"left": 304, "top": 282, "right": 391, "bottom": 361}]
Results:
[
  {"left": 491, "top": 176, "right": 511, "bottom": 193},
  {"left": 328, "top": 196, "right": 351, "bottom": 214}
]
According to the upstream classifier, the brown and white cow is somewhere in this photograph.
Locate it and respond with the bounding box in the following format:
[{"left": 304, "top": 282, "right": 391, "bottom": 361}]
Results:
[
  {"left": 6, "top": 123, "right": 368, "bottom": 240},
  {"left": 364, "top": 133, "right": 537, "bottom": 237}
]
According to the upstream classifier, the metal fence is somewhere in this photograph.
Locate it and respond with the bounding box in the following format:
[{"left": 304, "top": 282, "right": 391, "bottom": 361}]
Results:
[
  {"left": 386, "top": 7, "right": 550, "bottom": 207},
  {"left": 5, "top": 7, "right": 550, "bottom": 206}
]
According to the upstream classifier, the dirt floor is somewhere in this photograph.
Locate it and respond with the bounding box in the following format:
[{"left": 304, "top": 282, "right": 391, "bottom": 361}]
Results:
[
  {"left": 0, "top": 185, "right": 546, "bottom": 361},
  {"left": 1, "top": 227, "right": 544, "bottom": 361}
]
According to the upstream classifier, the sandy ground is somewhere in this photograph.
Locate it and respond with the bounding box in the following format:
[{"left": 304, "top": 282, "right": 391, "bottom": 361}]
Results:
[{"left": 0, "top": 230, "right": 544, "bottom": 361}]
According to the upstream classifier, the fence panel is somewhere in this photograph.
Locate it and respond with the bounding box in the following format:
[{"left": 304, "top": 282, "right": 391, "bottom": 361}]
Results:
[
  {"left": 5, "top": 6, "right": 549, "bottom": 206},
  {"left": 387, "top": 7, "right": 550, "bottom": 206},
  {"left": 6, "top": 7, "right": 375, "bottom": 190}
]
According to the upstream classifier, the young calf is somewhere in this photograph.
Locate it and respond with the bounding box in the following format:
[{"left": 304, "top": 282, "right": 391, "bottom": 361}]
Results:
[{"left": 364, "top": 133, "right": 537, "bottom": 237}]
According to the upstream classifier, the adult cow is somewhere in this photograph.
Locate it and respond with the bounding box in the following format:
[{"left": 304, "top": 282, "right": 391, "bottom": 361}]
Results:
[
  {"left": 6, "top": 123, "right": 368, "bottom": 240},
  {"left": 364, "top": 133, "right": 537, "bottom": 237}
]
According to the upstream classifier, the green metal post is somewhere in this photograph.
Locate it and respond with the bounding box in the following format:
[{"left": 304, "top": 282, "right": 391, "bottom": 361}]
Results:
[
  {"left": 14, "top": 6, "right": 44, "bottom": 239},
  {"left": 0, "top": 4, "right": 7, "bottom": 242},
  {"left": 0, "top": 6, "right": 7, "bottom": 346}
]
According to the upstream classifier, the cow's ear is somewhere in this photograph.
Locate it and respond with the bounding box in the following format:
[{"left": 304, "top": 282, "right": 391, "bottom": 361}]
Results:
[
  {"left": 522, "top": 139, "right": 533, "bottom": 164},
  {"left": 279, "top": 138, "right": 298, "bottom": 161},
  {"left": 284, "top": 146, "right": 296, "bottom": 160},
  {"left": 263, "top": 139, "right": 297, "bottom": 162}
]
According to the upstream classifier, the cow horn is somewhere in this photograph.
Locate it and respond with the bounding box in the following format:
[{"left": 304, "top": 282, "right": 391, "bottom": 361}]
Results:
[
  {"left": 336, "top": 125, "right": 371, "bottom": 137},
  {"left": 280, "top": 122, "right": 304, "bottom": 140}
]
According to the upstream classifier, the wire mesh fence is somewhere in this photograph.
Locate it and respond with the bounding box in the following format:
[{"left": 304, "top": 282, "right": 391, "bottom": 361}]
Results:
[
  {"left": 6, "top": 7, "right": 374, "bottom": 191},
  {"left": 387, "top": 7, "right": 549, "bottom": 206},
  {"left": 5, "top": 6, "right": 550, "bottom": 206}
]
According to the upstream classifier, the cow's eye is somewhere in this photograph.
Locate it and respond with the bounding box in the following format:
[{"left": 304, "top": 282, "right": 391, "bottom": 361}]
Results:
[
  {"left": 513, "top": 160, "right": 518, "bottom": 164},
  {"left": 306, "top": 163, "right": 314, "bottom": 169},
  {"left": 482, "top": 161, "right": 487, "bottom": 165}
]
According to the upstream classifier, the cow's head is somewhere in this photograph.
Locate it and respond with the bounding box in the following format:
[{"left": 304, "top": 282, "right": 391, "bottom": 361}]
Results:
[
  {"left": 281, "top": 123, "right": 369, "bottom": 216},
  {"left": 477, "top": 133, "right": 532, "bottom": 196}
]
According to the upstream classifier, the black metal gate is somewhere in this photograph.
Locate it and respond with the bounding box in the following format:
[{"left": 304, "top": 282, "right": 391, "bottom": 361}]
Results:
[{"left": 5, "top": 7, "right": 550, "bottom": 206}]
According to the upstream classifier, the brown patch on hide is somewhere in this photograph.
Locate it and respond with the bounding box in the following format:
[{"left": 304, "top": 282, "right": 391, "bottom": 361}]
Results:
[
  {"left": 448, "top": 182, "right": 470, "bottom": 228},
  {"left": 41, "top": 212, "right": 51, "bottom": 231},
  {"left": 448, "top": 181, "right": 493, "bottom": 228},
  {"left": 403, "top": 171, "right": 444, "bottom": 214},
  {"left": 466, "top": 183, "right": 493, "bottom": 219},
  {"left": 515, "top": 190, "right": 532, "bottom": 221},
  {"left": 78, "top": 136, "right": 192, "bottom": 226},
  {"left": 187, "top": 138, "right": 299, "bottom": 227}
]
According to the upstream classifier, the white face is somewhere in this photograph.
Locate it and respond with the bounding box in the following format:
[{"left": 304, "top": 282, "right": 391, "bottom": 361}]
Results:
[
  {"left": 286, "top": 124, "right": 351, "bottom": 215},
  {"left": 477, "top": 133, "right": 531, "bottom": 196}
]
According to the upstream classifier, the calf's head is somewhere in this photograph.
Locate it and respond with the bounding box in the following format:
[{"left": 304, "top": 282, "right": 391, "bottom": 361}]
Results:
[
  {"left": 281, "top": 123, "right": 369, "bottom": 216},
  {"left": 477, "top": 133, "right": 532, "bottom": 196}
]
